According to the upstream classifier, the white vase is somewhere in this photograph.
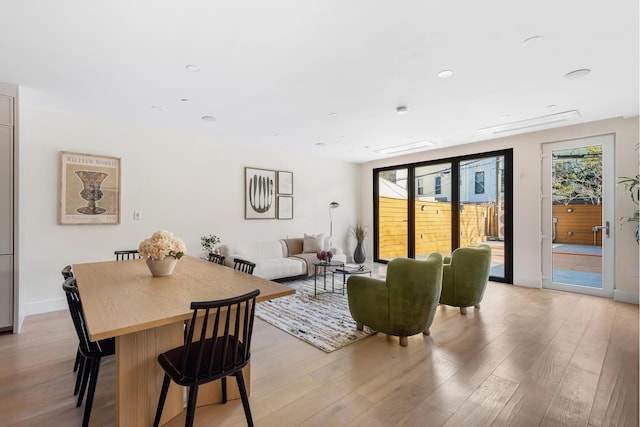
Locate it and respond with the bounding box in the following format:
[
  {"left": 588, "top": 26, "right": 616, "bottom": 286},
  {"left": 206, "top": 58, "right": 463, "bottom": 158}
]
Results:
[{"left": 146, "top": 257, "right": 178, "bottom": 277}]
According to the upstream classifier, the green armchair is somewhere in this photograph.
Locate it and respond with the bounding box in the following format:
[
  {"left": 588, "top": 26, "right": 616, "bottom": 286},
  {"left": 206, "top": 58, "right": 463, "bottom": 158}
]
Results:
[
  {"left": 439, "top": 244, "right": 492, "bottom": 314},
  {"left": 346, "top": 253, "right": 443, "bottom": 347}
]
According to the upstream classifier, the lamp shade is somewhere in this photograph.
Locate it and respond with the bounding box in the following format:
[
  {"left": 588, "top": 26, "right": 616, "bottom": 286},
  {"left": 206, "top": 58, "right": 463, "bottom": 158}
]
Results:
[{"left": 329, "top": 202, "right": 340, "bottom": 209}]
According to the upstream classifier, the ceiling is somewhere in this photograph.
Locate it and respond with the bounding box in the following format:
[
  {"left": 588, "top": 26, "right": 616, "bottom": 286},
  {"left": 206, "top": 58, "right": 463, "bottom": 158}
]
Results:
[{"left": 1, "top": 1, "right": 638, "bottom": 163}]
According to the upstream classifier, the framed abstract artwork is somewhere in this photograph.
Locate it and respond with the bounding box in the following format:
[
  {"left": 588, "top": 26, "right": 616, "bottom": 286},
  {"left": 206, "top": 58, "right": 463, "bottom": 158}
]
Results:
[
  {"left": 277, "top": 196, "right": 293, "bottom": 219},
  {"left": 60, "top": 151, "right": 121, "bottom": 225},
  {"left": 245, "top": 167, "right": 276, "bottom": 219},
  {"left": 277, "top": 170, "right": 293, "bottom": 195}
]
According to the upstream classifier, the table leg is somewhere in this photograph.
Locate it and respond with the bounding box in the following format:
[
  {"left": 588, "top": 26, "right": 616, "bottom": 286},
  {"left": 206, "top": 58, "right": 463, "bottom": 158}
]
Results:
[
  {"left": 116, "top": 322, "right": 184, "bottom": 426},
  {"left": 314, "top": 265, "right": 318, "bottom": 297}
]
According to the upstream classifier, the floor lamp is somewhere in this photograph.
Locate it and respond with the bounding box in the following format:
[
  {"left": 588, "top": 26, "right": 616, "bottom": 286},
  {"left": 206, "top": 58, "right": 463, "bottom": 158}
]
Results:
[{"left": 329, "top": 201, "right": 340, "bottom": 237}]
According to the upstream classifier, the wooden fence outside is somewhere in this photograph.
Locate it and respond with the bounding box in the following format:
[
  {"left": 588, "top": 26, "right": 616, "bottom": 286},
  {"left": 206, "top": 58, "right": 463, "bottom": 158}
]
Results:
[
  {"left": 378, "top": 197, "right": 503, "bottom": 259},
  {"left": 552, "top": 204, "right": 602, "bottom": 246}
]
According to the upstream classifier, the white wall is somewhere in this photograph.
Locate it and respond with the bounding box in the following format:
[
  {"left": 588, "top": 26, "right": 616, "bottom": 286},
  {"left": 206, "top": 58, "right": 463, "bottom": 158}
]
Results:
[
  {"left": 359, "top": 117, "right": 639, "bottom": 302},
  {"left": 17, "top": 102, "right": 359, "bottom": 317}
]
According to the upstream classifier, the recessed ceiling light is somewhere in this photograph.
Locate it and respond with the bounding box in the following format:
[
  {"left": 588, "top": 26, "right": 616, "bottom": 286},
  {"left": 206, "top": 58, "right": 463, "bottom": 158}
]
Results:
[
  {"left": 396, "top": 106, "right": 408, "bottom": 114},
  {"left": 499, "top": 115, "right": 511, "bottom": 120},
  {"left": 375, "top": 140, "right": 436, "bottom": 155},
  {"left": 180, "top": 98, "right": 190, "bottom": 102},
  {"left": 185, "top": 64, "right": 200, "bottom": 72},
  {"left": 437, "top": 70, "right": 454, "bottom": 78},
  {"left": 547, "top": 104, "right": 557, "bottom": 109},
  {"left": 522, "top": 35, "right": 544, "bottom": 47},
  {"left": 201, "top": 115, "right": 216, "bottom": 122},
  {"left": 563, "top": 69, "right": 591, "bottom": 80},
  {"left": 329, "top": 112, "right": 338, "bottom": 117},
  {"left": 151, "top": 106, "right": 162, "bottom": 111},
  {"left": 315, "top": 142, "right": 326, "bottom": 147}
]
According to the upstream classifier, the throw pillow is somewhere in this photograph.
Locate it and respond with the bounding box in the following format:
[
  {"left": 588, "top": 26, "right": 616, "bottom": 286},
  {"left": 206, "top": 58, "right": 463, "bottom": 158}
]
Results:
[{"left": 303, "top": 233, "right": 324, "bottom": 253}]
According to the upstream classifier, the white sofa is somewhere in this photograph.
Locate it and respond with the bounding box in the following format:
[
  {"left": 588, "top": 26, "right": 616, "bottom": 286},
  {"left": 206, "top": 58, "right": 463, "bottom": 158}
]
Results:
[{"left": 217, "top": 235, "right": 346, "bottom": 281}]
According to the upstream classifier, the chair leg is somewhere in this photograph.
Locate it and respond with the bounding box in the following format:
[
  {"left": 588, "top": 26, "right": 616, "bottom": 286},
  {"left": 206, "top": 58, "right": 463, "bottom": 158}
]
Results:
[
  {"left": 221, "top": 377, "right": 228, "bottom": 404},
  {"left": 77, "top": 358, "right": 92, "bottom": 407},
  {"left": 73, "top": 348, "right": 81, "bottom": 372},
  {"left": 356, "top": 322, "right": 363, "bottom": 331},
  {"left": 460, "top": 306, "right": 467, "bottom": 315},
  {"left": 74, "top": 355, "right": 86, "bottom": 395},
  {"left": 81, "top": 358, "right": 101, "bottom": 427},
  {"left": 235, "top": 371, "right": 254, "bottom": 427},
  {"left": 185, "top": 385, "right": 200, "bottom": 427},
  {"left": 153, "top": 374, "right": 171, "bottom": 427},
  {"left": 423, "top": 328, "right": 430, "bottom": 336},
  {"left": 399, "top": 336, "right": 408, "bottom": 347}
]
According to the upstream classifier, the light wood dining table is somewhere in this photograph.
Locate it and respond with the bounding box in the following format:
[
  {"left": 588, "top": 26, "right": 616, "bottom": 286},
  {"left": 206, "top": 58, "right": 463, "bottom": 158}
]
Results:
[{"left": 73, "top": 255, "right": 295, "bottom": 426}]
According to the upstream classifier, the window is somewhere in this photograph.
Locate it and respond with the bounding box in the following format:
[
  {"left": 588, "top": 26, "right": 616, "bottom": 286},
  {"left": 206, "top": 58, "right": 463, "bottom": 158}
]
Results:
[
  {"left": 435, "top": 176, "right": 441, "bottom": 195},
  {"left": 475, "top": 171, "right": 485, "bottom": 194},
  {"left": 417, "top": 178, "right": 424, "bottom": 195}
]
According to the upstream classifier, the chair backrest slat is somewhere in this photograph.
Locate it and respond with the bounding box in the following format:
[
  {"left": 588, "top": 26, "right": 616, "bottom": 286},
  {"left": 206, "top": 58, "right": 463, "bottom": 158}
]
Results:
[
  {"left": 208, "top": 253, "right": 226, "bottom": 265},
  {"left": 62, "top": 278, "right": 96, "bottom": 354},
  {"left": 182, "top": 289, "right": 260, "bottom": 382},
  {"left": 233, "top": 258, "right": 256, "bottom": 275},
  {"left": 115, "top": 250, "right": 140, "bottom": 260}
]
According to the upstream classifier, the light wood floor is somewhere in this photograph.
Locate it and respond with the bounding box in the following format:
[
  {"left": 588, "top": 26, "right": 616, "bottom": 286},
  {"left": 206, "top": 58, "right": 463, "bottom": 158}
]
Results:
[{"left": 1, "top": 281, "right": 637, "bottom": 426}]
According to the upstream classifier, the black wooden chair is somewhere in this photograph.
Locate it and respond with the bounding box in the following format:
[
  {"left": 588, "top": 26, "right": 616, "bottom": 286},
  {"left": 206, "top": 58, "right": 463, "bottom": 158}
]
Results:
[
  {"left": 62, "top": 278, "right": 116, "bottom": 427},
  {"left": 153, "top": 289, "right": 260, "bottom": 427},
  {"left": 233, "top": 258, "right": 256, "bottom": 275},
  {"left": 61, "top": 265, "right": 85, "bottom": 394},
  {"left": 114, "top": 249, "right": 140, "bottom": 260},
  {"left": 207, "top": 253, "right": 226, "bottom": 265}
]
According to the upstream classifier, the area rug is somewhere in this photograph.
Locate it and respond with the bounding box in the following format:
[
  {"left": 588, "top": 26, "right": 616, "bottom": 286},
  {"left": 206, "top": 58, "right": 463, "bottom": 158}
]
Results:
[{"left": 255, "top": 276, "right": 375, "bottom": 352}]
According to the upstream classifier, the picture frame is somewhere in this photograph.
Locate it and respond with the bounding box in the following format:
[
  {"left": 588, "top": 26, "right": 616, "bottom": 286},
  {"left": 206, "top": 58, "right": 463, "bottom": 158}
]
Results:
[
  {"left": 277, "top": 196, "right": 294, "bottom": 220},
  {"left": 245, "top": 167, "right": 277, "bottom": 219},
  {"left": 60, "top": 151, "right": 121, "bottom": 225},
  {"left": 277, "top": 170, "right": 293, "bottom": 195}
]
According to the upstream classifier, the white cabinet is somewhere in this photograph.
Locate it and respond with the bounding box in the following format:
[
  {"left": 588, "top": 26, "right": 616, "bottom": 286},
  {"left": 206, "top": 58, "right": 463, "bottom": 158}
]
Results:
[
  {"left": 0, "top": 92, "right": 13, "bottom": 331},
  {"left": 0, "top": 95, "right": 12, "bottom": 126},
  {"left": 0, "top": 126, "right": 12, "bottom": 255},
  {"left": 0, "top": 255, "right": 11, "bottom": 329}
]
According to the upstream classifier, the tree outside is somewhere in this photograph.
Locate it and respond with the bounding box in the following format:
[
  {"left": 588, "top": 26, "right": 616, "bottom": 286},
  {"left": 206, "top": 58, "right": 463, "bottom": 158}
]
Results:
[{"left": 552, "top": 145, "right": 602, "bottom": 205}]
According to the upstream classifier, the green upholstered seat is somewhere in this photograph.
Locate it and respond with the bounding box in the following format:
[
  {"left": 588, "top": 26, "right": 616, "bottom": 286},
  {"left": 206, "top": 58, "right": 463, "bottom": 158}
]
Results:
[
  {"left": 439, "top": 244, "right": 492, "bottom": 314},
  {"left": 346, "top": 253, "right": 443, "bottom": 346}
]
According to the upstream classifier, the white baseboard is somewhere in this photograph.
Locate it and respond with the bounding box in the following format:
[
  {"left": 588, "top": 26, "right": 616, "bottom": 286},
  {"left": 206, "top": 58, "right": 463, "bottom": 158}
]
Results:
[
  {"left": 25, "top": 297, "right": 67, "bottom": 316},
  {"left": 613, "top": 289, "right": 639, "bottom": 305}
]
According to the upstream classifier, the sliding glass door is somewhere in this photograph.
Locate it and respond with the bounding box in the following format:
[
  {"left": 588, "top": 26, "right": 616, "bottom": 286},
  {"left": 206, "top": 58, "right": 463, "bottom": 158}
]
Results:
[
  {"left": 459, "top": 156, "right": 506, "bottom": 277},
  {"left": 374, "top": 149, "right": 512, "bottom": 283},
  {"left": 414, "top": 163, "right": 453, "bottom": 259},
  {"left": 376, "top": 167, "right": 409, "bottom": 260}
]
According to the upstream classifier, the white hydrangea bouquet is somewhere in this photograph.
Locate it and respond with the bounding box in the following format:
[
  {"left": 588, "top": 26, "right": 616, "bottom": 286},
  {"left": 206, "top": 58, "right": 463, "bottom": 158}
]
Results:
[{"left": 138, "top": 230, "right": 186, "bottom": 261}]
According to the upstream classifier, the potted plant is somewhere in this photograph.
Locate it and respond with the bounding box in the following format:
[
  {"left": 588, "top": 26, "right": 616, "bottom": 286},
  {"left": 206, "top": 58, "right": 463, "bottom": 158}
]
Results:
[
  {"left": 619, "top": 173, "right": 639, "bottom": 243},
  {"left": 350, "top": 222, "right": 368, "bottom": 264},
  {"left": 200, "top": 234, "right": 221, "bottom": 255},
  {"left": 138, "top": 230, "right": 186, "bottom": 277}
]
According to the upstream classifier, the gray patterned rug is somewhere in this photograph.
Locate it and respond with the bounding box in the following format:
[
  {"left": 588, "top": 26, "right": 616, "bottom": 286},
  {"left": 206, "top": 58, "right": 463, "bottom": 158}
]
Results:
[{"left": 255, "top": 276, "right": 374, "bottom": 352}]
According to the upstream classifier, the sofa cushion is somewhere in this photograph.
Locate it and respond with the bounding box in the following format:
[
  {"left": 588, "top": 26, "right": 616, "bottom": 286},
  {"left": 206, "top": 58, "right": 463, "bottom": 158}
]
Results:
[
  {"left": 218, "top": 240, "right": 285, "bottom": 260},
  {"left": 282, "top": 238, "right": 304, "bottom": 257},
  {"left": 253, "top": 257, "right": 306, "bottom": 281},
  {"left": 303, "top": 233, "right": 324, "bottom": 253}
]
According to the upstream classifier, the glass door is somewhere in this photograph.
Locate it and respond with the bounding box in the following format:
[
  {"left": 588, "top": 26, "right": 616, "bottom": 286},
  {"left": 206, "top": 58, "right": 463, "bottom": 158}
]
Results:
[
  {"left": 459, "top": 155, "right": 506, "bottom": 278},
  {"left": 376, "top": 167, "right": 409, "bottom": 261},
  {"left": 374, "top": 149, "right": 512, "bottom": 283},
  {"left": 541, "top": 135, "right": 614, "bottom": 297},
  {"left": 414, "top": 163, "right": 453, "bottom": 259}
]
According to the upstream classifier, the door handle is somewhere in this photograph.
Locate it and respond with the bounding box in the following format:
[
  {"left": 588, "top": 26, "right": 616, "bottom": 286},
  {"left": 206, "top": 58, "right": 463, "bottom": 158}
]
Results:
[{"left": 592, "top": 221, "right": 610, "bottom": 238}]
